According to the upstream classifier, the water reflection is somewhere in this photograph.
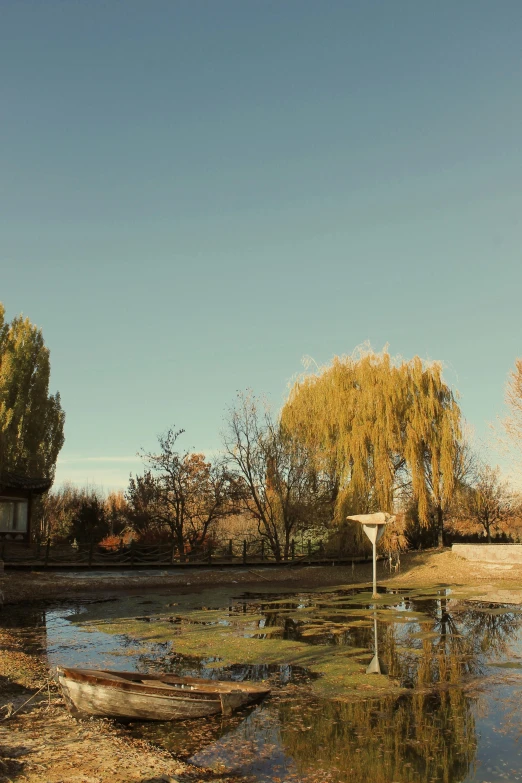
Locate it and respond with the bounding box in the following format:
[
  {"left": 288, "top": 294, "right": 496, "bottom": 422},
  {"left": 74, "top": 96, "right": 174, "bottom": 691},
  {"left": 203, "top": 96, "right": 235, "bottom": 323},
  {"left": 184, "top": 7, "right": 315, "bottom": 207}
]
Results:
[
  {"left": 179, "top": 687, "right": 477, "bottom": 783},
  {"left": 3, "top": 588, "right": 522, "bottom": 783},
  {"left": 122, "top": 592, "right": 522, "bottom": 782},
  {"left": 139, "top": 647, "right": 314, "bottom": 686},
  {"left": 366, "top": 614, "right": 386, "bottom": 674},
  {"left": 244, "top": 590, "right": 522, "bottom": 691},
  {"left": 278, "top": 689, "right": 477, "bottom": 783}
]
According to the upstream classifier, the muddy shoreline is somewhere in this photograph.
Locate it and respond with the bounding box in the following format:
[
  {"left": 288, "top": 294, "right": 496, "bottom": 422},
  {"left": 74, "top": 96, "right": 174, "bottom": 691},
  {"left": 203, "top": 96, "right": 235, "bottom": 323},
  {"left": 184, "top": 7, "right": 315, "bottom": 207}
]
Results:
[
  {"left": 3, "top": 548, "right": 522, "bottom": 607},
  {"left": 2, "top": 549, "right": 522, "bottom": 783},
  {"left": 0, "top": 623, "right": 245, "bottom": 783}
]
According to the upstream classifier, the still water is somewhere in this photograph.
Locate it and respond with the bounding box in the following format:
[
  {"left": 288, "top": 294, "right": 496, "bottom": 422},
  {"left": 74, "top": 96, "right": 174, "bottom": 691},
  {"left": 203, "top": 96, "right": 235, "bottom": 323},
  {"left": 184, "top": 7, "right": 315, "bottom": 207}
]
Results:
[{"left": 3, "top": 584, "right": 522, "bottom": 783}]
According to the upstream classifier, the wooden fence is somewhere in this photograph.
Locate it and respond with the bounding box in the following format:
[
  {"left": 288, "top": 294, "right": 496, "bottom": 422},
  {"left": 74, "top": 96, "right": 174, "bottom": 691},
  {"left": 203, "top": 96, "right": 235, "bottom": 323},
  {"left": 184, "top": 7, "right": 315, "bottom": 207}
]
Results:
[{"left": 0, "top": 536, "right": 369, "bottom": 569}]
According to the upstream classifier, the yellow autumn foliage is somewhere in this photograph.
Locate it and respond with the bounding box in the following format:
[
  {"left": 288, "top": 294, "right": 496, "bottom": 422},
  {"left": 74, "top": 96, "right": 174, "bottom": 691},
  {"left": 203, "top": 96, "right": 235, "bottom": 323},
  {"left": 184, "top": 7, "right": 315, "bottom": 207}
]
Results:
[{"left": 281, "top": 347, "right": 461, "bottom": 527}]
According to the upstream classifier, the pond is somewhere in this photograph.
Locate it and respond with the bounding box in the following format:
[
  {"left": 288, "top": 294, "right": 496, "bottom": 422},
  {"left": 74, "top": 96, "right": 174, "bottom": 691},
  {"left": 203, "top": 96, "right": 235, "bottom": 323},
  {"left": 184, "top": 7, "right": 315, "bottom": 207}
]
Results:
[{"left": 3, "top": 583, "right": 522, "bottom": 783}]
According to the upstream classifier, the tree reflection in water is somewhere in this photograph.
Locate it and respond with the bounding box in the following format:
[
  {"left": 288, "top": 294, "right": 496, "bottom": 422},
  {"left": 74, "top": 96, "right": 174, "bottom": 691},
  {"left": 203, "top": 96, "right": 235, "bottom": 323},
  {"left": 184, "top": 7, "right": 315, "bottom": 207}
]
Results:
[
  {"left": 279, "top": 688, "right": 477, "bottom": 783},
  {"left": 120, "top": 591, "right": 522, "bottom": 782},
  {"left": 395, "top": 597, "right": 522, "bottom": 688},
  {"left": 158, "top": 685, "right": 478, "bottom": 783}
]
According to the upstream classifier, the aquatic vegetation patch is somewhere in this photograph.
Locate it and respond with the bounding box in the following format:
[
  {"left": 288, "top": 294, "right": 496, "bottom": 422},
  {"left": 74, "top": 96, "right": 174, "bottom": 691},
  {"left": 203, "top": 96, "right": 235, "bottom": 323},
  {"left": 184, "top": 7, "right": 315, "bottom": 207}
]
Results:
[
  {"left": 66, "top": 583, "right": 522, "bottom": 704},
  {"left": 81, "top": 611, "right": 398, "bottom": 699}
]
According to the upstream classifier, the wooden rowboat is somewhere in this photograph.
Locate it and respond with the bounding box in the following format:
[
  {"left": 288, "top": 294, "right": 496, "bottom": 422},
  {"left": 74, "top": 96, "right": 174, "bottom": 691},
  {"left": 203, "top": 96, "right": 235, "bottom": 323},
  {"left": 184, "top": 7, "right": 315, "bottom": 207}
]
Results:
[{"left": 57, "top": 667, "right": 270, "bottom": 721}]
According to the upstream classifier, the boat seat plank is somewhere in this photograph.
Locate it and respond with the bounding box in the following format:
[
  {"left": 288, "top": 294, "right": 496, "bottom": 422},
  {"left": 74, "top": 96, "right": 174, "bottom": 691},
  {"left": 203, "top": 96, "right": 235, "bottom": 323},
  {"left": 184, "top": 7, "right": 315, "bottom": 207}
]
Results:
[{"left": 139, "top": 679, "right": 197, "bottom": 691}]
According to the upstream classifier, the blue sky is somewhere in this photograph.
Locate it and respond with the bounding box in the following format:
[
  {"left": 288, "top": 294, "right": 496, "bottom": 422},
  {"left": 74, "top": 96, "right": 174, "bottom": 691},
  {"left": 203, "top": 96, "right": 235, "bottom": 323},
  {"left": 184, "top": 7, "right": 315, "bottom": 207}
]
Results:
[{"left": 1, "top": 1, "right": 521, "bottom": 489}]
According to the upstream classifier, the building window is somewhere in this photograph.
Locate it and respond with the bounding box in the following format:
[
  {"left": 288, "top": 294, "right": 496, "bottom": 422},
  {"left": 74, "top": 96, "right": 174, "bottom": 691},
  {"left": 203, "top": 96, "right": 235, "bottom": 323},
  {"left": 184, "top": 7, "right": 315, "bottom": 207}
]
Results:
[{"left": 0, "top": 500, "right": 29, "bottom": 532}]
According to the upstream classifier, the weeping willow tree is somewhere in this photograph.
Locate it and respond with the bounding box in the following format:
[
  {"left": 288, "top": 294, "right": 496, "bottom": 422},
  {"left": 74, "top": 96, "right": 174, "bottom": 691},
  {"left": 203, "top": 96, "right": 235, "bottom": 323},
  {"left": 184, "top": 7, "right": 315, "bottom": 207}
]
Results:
[{"left": 281, "top": 348, "right": 462, "bottom": 547}]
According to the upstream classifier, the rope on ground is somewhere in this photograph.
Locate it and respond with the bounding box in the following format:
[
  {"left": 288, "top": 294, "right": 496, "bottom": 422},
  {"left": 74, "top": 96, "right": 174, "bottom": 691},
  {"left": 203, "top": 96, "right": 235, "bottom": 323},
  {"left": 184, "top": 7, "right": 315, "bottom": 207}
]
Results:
[{"left": 0, "top": 675, "right": 57, "bottom": 722}]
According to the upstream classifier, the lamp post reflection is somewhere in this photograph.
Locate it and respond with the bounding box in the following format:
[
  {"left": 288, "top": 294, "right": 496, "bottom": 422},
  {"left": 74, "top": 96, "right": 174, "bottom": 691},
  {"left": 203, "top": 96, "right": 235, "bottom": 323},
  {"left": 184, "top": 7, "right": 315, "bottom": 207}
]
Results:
[{"left": 366, "top": 613, "right": 387, "bottom": 675}]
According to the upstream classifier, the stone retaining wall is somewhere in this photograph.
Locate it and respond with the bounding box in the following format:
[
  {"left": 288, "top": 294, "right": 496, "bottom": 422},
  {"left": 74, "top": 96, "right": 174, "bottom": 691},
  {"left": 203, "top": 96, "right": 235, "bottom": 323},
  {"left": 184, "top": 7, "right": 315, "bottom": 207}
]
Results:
[{"left": 452, "top": 543, "right": 522, "bottom": 564}]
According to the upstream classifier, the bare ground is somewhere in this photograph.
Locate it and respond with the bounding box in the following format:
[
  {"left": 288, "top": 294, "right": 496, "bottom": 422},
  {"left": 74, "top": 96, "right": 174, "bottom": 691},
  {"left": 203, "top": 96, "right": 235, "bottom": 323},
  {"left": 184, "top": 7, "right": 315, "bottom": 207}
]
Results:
[
  {"left": 0, "top": 703, "right": 191, "bottom": 783},
  {"left": 0, "top": 626, "right": 208, "bottom": 783},
  {"left": 1, "top": 548, "right": 522, "bottom": 782}
]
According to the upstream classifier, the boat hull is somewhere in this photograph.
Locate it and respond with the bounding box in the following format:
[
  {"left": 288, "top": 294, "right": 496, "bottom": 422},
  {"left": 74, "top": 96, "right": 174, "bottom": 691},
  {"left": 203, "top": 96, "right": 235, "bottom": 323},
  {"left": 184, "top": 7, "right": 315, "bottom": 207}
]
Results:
[
  {"left": 59, "top": 676, "right": 223, "bottom": 720},
  {"left": 57, "top": 668, "right": 269, "bottom": 721}
]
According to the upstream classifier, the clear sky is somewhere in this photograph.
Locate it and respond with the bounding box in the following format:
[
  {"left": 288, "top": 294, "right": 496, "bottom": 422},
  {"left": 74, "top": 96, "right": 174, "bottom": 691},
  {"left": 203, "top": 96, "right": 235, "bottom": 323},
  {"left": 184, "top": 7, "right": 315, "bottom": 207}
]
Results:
[{"left": 1, "top": 1, "right": 521, "bottom": 490}]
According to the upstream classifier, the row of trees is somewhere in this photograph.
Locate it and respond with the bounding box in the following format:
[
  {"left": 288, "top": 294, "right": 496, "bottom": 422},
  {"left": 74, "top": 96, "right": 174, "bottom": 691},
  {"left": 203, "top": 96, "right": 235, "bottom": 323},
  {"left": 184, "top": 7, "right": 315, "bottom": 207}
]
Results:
[
  {"left": 35, "top": 484, "right": 128, "bottom": 544},
  {"left": 37, "top": 454, "right": 520, "bottom": 552},
  {"left": 1, "top": 302, "right": 521, "bottom": 558},
  {"left": 37, "top": 349, "right": 522, "bottom": 558}
]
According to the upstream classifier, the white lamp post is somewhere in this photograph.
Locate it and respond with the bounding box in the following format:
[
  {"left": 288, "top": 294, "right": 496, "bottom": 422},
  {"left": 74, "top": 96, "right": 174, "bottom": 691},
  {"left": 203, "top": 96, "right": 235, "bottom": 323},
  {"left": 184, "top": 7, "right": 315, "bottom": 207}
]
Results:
[{"left": 346, "top": 512, "right": 394, "bottom": 598}]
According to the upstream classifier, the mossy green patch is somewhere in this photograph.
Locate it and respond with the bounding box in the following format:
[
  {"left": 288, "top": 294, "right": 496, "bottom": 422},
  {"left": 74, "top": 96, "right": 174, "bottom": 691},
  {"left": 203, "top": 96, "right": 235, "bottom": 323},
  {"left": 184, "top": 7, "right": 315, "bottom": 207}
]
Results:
[
  {"left": 67, "top": 581, "right": 522, "bottom": 703},
  {"left": 81, "top": 609, "right": 399, "bottom": 699}
]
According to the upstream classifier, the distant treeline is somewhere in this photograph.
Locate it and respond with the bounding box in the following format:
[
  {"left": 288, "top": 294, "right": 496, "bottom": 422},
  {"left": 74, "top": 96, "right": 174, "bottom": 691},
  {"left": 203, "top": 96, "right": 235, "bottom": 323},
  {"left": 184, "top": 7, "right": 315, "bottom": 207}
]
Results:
[
  {"left": 35, "top": 351, "right": 522, "bottom": 560},
  {"left": 1, "top": 302, "right": 521, "bottom": 560}
]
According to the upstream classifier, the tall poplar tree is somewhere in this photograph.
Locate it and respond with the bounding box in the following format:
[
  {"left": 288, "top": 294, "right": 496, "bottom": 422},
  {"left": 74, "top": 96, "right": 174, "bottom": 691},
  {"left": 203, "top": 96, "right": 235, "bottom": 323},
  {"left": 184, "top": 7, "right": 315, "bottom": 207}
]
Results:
[
  {"left": 0, "top": 303, "right": 65, "bottom": 480},
  {"left": 281, "top": 348, "right": 462, "bottom": 546}
]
